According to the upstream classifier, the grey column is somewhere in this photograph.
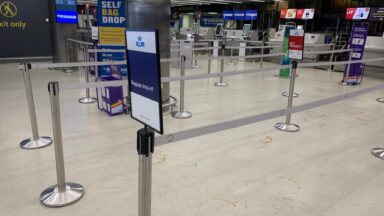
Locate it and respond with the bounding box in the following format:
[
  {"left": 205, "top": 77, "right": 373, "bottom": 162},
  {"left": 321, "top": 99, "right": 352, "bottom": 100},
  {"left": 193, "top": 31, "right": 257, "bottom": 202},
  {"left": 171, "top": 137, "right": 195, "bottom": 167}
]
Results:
[
  {"left": 127, "top": 0, "right": 171, "bottom": 108},
  {"left": 48, "top": 1, "right": 78, "bottom": 63}
]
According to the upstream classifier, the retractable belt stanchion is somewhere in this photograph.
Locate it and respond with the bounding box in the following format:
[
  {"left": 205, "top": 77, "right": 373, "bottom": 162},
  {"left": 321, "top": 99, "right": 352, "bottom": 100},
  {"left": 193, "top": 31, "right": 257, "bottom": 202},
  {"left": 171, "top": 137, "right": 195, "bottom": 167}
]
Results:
[
  {"left": 275, "top": 61, "right": 300, "bottom": 132},
  {"left": 215, "top": 45, "right": 229, "bottom": 87},
  {"left": 227, "top": 40, "right": 237, "bottom": 66},
  {"left": 40, "top": 82, "right": 84, "bottom": 207},
  {"left": 19, "top": 62, "right": 52, "bottom": 149},
  {"left": 377, "top": 98, "right": 384, "bottom": 103},
  {"left": 172, "top": 56, "right": 192, "bottom": 119},
  {"left": 192, "top": 40, "right": 200, "bottom": 69},
  {"left": 208, "top": 47, "right": 212, "bottom": 74},
  {"left": 137, "top": 127, "right": 154, "bottom": 216},
  {"left": 79, "top": 45, "right": 97, "bottom": 104},
  {"left": 328, "top": 42, "right": 336, "bottom": 72},
  {"left": 260, "top": 46, "right": 264, "bottom": 69},
  {"left": 339, "top": 49, "right": 353, "bottom": 86}
]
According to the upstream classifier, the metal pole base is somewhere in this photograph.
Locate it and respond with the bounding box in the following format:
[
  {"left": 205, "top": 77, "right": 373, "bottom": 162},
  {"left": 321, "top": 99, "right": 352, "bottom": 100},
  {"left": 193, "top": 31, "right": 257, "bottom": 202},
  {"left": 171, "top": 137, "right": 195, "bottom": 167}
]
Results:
[
  {"left": 62, "top": 69, "right": 78, "bottom": 73},
  {"left": 275, "top": 122, "right": 300, "bottom": 132},
  {"left": 372, "top": 148, "right": 384, "bottom": 160},
  {"left": 78, "top": 97, "right": 97, "bottom": 104},
  {"left": 282, "top": 92, "right": 299, "bottom": 98},
  {"left": 172, "top": 111, "right": 192, "bottom": 119},
  {"left": 377, "top": 98, "right": 384, "bottom": 103},
  {"left": 227, "top": 62, "right": 237, "bottom": 66},
  {"left": 192, "top": 65, "right": 200, "bottom": 69},
  {"left": 214, "top": 82, "right": 229, "bottom": 87},
  {"left": 20, "top": 136, "right": 53, "bottom": 150},
  {"left": 40, "top": 183, "right": 84, "bottom": 208},
  {"left": 338, "top": 81, "right": 360, "bottom": 86}
]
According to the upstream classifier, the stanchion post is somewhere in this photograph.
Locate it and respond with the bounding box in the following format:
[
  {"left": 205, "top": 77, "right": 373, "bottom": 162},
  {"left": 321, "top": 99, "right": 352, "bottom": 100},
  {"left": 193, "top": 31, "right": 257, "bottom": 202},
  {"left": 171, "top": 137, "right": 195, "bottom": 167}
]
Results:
[
  {"left": 227, "top": 41, "right": 236, "bottom": 65},
  {"left": 79, "top": 45, "right": 97, "bottom": 104},
  {"left": 340, "top": 49, "right": 353, "bottom": 85},
  {"left": 208, "top": 47, "right": 212, "bottom": 74},
  {"left": 192, "top": 42, "right": 200, "bottom": 69},
  {"left": 40, "top": 82, "right": 84, "bottom": 208},
  {"left": 214, "top": 45, "right": 229, "bottom": 87},
  {"left": 19, "top": 62, "right": 52, "bottom": 150},
  {"left": 328, "top": 42, "right": 336, "bottom": 72},
  {"left": 259, "top": 46, "right": 264, "bottom": 69},
  {"left": 172, "top": 56, "right": 192, "bottom": 119},
  {"left": 275, "top": 61, "right": 300, "bottom": 132},
  {"left": 137, "top": 127, "right": 154, "bottom": 216}
]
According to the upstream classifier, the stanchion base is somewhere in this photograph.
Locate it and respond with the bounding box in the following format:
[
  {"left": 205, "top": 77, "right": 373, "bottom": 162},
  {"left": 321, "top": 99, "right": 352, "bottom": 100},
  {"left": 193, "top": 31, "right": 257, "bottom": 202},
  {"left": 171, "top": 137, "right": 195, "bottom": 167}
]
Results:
[
  {"left": 214, "top": 82, "right": 229, "bottom": 87},
  {"left": 192, "top": 65, "right": 200, "bottom": 69},
  {"left": 78, "top": 97, "right": 97, "bottom": 104},
  {"left": 282, "top": 92, "right": 299, "bottom": 98},
  {"left": 338, "top": 81, "right": 360, "bottom": 86},
  {"left": 20, "top": 136, "right": 53, "bottom": 150},
  {"left": 40, "top": 183, "right": 84, "bottom": 208},
  {"left": 62, "top": 69, "right": 78, "bottom": 73},
  {"left": 372, "top": 148, "right": 384, "bottom": 160},
  {"left": 172, "top": 111, "right": 192, "bottom": 119},
  {"left": 227, "top": 62, "right": 237, "bottom": 66},
  {"left": 377, "top": 98, "right": 384, "bottom": 103},
  {"left": 275, "top": 123, "right": 300, "bottom": 132}
]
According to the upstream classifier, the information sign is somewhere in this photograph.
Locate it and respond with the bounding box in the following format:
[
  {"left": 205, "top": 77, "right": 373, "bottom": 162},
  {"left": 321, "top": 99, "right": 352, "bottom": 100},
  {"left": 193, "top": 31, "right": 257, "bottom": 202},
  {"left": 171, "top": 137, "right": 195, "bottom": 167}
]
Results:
[
  {"left": 98, "top": 0, "right": 125, "bottom": 27},
  {"left": 369, "top": 7, "right": 384, "bottom": 21},
  {"left": 55, "top": 0, "right": 78, "bottom": 24},
  {"left": 126, "top": 30, "right": 163, "bottom": 134},
  {"left": 280, "top": 25, "right": 295, "bottom": 77},
  {"left": 288, "top": 29, "right": 305, "bottom": 60},
  {"left": 223, "top": 11, "right": 233, "bottom": 20},
  {"left": 245, "top": 10, "right": 258, "bottom": 21}
]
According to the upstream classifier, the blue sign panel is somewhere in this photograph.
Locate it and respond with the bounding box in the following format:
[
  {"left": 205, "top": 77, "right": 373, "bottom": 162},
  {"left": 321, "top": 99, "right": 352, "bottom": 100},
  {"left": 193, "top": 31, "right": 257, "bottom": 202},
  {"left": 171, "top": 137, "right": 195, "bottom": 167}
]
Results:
[
  {"left": 200, "top": 15, "right": 223, "bottom": 27},
  {"left": 126, "top": 30, "right": 163, "bottom": 134},
  {"left": 55, "top": 0, "right": 78, "bottom": 24},
  {"left": 97, "top": 45, "right": 127, "bottom": 78},
  {"left": 223, "top": 10, "right": 234, "bottom": 20},
  {"left": 234, "top": 10, "right": 245, "bottom": 20},
  {"left": 98, "top": 0, "right": 126, "bottom": 27},
  {"left": 245, "top": 10, "right": 258, "bottom": 21}
]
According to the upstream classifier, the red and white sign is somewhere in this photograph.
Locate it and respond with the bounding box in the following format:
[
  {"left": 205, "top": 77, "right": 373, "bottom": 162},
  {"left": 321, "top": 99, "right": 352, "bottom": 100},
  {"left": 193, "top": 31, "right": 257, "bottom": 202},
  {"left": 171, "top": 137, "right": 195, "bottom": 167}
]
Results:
[
  {"left": 296, "top": 9, "right": 315, "bottom": 20},
  {"left": 345, "top": 7, "right": 370, "bottom": 20},
  {"left": 280, "top": 9, "right": 296, "bottom": 19},
  {"left": 288, "top": 29, "right": 305, "bottom": 60}
]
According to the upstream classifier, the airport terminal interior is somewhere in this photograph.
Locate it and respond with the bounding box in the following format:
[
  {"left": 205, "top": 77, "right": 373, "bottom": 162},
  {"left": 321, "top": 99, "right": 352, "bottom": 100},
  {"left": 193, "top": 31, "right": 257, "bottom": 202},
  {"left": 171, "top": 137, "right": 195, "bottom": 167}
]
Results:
[{"left": 1, "top": 0, "right": 384, "bottom": 215}]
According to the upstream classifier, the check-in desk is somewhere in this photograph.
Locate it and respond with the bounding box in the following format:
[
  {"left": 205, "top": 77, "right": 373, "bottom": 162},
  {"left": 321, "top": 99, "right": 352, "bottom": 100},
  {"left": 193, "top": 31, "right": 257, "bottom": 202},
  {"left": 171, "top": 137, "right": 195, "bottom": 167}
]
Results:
[
  {"left": 364, "top": 36, "right": 384, "bottom": 68},
  {"left": 170, "top": 40, "right": 194, "bottom": 68}
]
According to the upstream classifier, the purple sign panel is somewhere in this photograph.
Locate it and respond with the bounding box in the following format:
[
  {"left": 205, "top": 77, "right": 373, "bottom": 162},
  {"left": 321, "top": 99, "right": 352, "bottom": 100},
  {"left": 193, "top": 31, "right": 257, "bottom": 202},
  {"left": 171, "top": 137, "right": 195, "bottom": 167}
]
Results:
[{"left": 344, "top": 24, "right": 369, "bottom": 84}]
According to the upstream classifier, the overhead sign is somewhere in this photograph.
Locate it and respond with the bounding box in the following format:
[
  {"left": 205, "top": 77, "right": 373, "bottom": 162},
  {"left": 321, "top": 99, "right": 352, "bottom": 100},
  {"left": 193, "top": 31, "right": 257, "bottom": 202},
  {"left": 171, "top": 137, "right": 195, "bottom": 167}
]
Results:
[
  {"left": 345, "top": 7, "right": 370, "bottom": 20},
  {"left": 296, "top": 8, "right": 315, "bottom": 20},
  {"left": 288, "top": 29, "right": 305, "bottom": 60},
  {"left": 55, "top": 0, "right": 78, "bottom": 24},
  {"left": 223, "top": 10, "right": 233, "bottom": 20},
  {"left": 233, "top": 10, "right": 245, "bottom": 20},
  {"left": 126, "top": 30, "right": 163, "bottom": 134},
  {"left": 200, "top": 15, "right": 223, "bottom": 27},
  {"left": 280, "top": 9, "right": 297, "bottom": 19},
  {"left": 369, "top": 7, "right": 384, "bottom": 21},
  {"left": 98, "top": 0, "right": 125, "bottom": 27},
  {"left": 245, "top": 10, "right": 258, "bottom": 21}
]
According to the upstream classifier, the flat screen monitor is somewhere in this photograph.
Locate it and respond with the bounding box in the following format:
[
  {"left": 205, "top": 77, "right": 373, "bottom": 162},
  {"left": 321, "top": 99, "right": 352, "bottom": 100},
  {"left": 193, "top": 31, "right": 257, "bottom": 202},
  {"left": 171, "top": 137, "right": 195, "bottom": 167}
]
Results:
[
  {"left": 215, "top": 24, "right": 223, "bottom": 36},
  {"left": 242, "top": 24, "right": 251, "bottom": 38},
  {"left": 55, "top": 0, "right": 78, "bottom": 24},
  {"left": 192, "top": 23, "right": 199, "bottom": 34},
  {"left": 345, "top": 7, "right": 370, "bottom": 20}
]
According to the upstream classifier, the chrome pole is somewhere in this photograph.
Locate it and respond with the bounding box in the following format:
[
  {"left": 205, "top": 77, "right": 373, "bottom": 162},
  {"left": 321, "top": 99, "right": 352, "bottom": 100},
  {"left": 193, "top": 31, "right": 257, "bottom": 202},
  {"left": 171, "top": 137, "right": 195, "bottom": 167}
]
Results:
[
  {"left": 215, "top": 45, "right": 228, "bottom": 87},
  {"left": 172, "top": 56, "right": 192, "bottom": 119},
  {"left": 377, "top": 98, "right": 384, "bottom": 103},
  {"left": 192, "top": 42, "right": 200, "bottom": 68},
  {"left": 227, "top": 41, "right": 236, "bottom": 65},
  {"left": 40, "top": 82, "right": 84, "bottom": 208},
  {"left": 19, "top": 62, "right": 52, "bottom": 149},
  {"left": 328, "top": 42, "right": 336, "bottom": 72},
  {"left": 260, "top": 46, "right": 264, "bottom": 69},
  {"left": 208, "top": 47, "right": 212, "bottom": 74},
  {"left": 275, "top": 61, "right": 300, "bottom": 132},
  {"left": 79, "top": 45, "right": 97, "bottom": 104},
  {"left": 137, "top": 128, "right": 154, "bottom": 216},
  {"left": 340, "top": 49, "right": 353, "bottom": 85}
]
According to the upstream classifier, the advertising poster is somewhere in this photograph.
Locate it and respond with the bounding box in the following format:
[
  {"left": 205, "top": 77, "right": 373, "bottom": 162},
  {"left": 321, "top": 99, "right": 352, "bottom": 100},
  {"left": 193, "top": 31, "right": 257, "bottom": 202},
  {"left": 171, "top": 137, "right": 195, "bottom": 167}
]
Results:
[
  {"left": 296, "top": 9, "right": 315, "bottom": 20},
  {"left": 369, "top": 7, "right": 384, "bottom": 21},
  {"left": 343, "top": 24, "right": 369, "bottom": 84},
  {"left": 288, "top": 29, "right": 305, "bottom": 60},
  {"left": 280, "top": 26, "right": 295, "bottom": 77},
  {"left": 345, "top": 7, "right": 370, "bottom": 20},
  {"left": 97, "top": 0, "right": 126, "bottom": 78},
  {"left": 55, "top": 0, "right": 78, "bottom": 24},
  {"left": 126, "top": 30, "right": 163, "bottom": 134}
]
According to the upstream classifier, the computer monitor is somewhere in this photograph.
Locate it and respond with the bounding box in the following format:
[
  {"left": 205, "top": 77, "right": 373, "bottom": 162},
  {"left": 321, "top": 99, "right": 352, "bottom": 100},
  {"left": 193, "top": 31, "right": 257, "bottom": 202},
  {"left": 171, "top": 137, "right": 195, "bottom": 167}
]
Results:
[
  {"left": 192, "top": 23, "right": 199, "bottom": 35},
  {"left": 214, "top": 24, "right": 223, "bottom": 37},
  {"left": 242, "top": 24, "right": 251, "bottom": 38}
]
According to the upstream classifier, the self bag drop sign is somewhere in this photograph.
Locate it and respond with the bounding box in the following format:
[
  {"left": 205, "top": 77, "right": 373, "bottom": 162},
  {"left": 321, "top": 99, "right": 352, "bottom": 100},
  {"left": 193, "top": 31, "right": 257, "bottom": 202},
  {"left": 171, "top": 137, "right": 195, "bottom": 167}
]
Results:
[
  {"left": 126, "top": 30, "right": 163, "bottom": 134},
  {"left": 98, "top": 0, "right": 125, "bottom": 27}
]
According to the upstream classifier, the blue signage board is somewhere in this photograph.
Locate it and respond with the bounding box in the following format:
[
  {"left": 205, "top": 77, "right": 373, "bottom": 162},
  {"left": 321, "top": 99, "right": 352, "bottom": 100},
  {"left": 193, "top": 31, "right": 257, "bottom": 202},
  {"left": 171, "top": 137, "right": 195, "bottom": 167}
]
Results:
[
  {"left": 55, "top": 0, "right": 78, "bottom": 24},
  {"left": 98, "top": 0, "right": 126, "bottom": 27},
  {"left": 245, "top": 10, "right": 258, "bottom": 21},
  {"left": 200, "top": 15, "right": 223, "bottom": 27},
  {"left": 223, "top": 10, "right": 234, "bottom": 20},
  {"left": 126, "top": 30, "right": 163, "bottom": 134},
  {"left": 97, "top": 45, "right": 127, "bottom": 78},
  {"left": 234, "top": 10, "right": 245, "bottom": 20}
]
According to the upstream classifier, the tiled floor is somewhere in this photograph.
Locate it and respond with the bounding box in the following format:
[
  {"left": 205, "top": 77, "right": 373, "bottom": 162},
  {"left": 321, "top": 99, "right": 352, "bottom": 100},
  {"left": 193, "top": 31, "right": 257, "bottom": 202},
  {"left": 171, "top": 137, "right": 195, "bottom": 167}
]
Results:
[{"left": 0, "top": 58, "right": 383, "bottom": 216}]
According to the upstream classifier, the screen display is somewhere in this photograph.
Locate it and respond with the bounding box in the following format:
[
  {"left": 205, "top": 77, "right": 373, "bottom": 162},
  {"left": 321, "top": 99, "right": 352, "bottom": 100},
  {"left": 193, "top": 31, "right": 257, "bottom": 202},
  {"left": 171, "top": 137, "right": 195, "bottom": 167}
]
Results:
[
  {"left": 280, "top": 9, "right": 297, "bottom": 19},
  {"left": 215, "top": 24, "right": 223, "bottom": 36},
  {"left": 55, "top": 0, "right": 78, "bottom": 24},
  {"left": 242, "top": 24, "right": 251, "bottom": 37},
  {"left": 191, "top": 23, "right": 199, "bottom": 34},
  {"left": 296, "top": 9, "right": 315, "bottom": 20},
  {"left": 369, "top": 7, "right": 384, "bottom": 21},
  {"left": 345, "top": 7, "right": 370, "bottom": 20}
]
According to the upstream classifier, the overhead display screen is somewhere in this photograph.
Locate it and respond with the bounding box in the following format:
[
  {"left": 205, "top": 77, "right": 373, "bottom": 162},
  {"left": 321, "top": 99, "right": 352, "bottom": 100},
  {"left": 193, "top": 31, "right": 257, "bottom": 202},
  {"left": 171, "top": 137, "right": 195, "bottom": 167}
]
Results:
[
  {"left": 280, "top": 9, "right": 297, "bottom": 19},
  {"left": 345, "top": 7, "right": 370, "bottom": 20},
  {"left": 369, "top": 7, "right": 384, "bottom": 21},
  {"left": 296, "top": 9, "right": 315, "bottom": 20},
  {"left": 55, "top": 0, "right": 78, "bottom": 24}
]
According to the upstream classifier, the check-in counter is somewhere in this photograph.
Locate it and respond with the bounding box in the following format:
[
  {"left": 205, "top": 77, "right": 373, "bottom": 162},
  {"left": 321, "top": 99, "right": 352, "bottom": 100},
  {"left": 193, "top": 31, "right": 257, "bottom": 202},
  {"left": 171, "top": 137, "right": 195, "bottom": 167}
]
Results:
[{"left": 364, "top": 36, "right": 384, "bottom": 68}]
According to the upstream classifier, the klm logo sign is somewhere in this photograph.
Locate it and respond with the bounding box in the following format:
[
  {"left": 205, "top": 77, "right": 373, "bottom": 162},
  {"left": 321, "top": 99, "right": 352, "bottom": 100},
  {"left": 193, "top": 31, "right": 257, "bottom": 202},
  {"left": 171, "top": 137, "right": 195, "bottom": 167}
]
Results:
[{"left": 136, "top": 36, "right": 145, "bottom": 47}]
